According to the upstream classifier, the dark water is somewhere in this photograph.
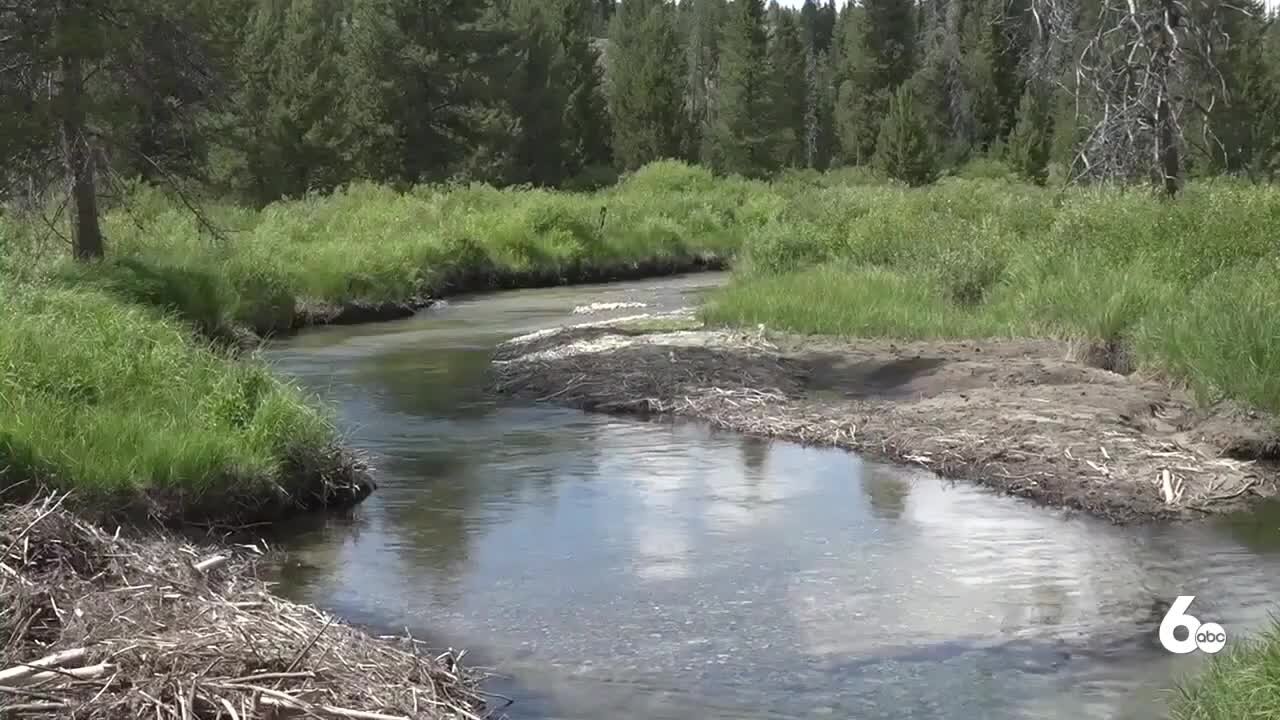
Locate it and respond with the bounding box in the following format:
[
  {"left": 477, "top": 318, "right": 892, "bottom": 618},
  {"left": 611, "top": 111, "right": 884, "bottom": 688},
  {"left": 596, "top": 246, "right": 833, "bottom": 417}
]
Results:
[{"left": 263, "top": 274, "right": 1280, "bottom": 720}]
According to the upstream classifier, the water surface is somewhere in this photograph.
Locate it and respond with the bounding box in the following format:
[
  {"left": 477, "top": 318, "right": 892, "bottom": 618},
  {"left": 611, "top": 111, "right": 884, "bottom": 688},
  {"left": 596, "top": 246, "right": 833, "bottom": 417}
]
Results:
[{"left": 264, "top": 274, "right": 1280, "bottom": 720}]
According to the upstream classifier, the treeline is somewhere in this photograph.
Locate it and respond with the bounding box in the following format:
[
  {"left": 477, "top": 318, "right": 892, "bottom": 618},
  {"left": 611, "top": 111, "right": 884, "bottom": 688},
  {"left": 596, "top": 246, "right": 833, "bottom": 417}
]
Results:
[{"left": 3, "top": 0, "right": 1280, "bottom": 211}]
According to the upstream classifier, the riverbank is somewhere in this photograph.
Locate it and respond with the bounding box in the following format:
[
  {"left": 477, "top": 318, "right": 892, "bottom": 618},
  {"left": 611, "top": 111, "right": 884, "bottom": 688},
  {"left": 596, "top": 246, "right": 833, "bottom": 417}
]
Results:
[
  {"left": 490, "top": 316, "right": 1279, "bottom": 522},
  {"left": 0, "top": 496, "right": 486, "bottom": 719},
  {"left": 3, "top": 162, "right": 753, "bottom": 342},
  {"left": 0, "top": 281, "right": 371, "bottom": 527},
  {"left": 1172, "top": 619, "right": 1280, "bottom": 719}
]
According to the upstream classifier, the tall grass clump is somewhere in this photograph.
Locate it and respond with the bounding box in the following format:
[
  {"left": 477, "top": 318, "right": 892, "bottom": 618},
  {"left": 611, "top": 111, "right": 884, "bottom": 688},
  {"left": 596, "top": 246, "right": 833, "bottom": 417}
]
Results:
[
  {"left": 34, "top": 161, "right": 770, "bottom": 335},
  {"left": 1171, "top": 619, "right": 1280, "bottom": 720},
  {"left": 0, "top": 281, "right": 350, "bottom": 521},
  {"left": 708, "top": 178, "right": 1280, "bottom": 415}
]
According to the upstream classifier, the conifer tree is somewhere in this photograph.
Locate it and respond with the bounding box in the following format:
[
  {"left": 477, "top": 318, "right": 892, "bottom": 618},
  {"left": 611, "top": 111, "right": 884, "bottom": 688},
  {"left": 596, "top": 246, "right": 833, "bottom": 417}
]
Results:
[
  {"left": 714, "top": 0, "right": 780, "bottom": 176},
  {"left": 682, "top": 0, "right": 727, "bottom": 164},
  {"left": 769, "top": 10, "right": 808, "bottom": 167},
  {"left": 342, "top": 0, "right": 502, "bottom": 185},
  {"left": 1005, "top": 85, "right": 1053, "bottom": 183},
  {"left": 804, "top": 48, "right": 837, "bottom": 169},
  {"left": 834, "top": 0, "right": 917, "bottom": 164},
  {"left": 559, "top": 0, "right": 613, "bottom": 176},
  {"left": 874, "top": 84, "right": 937, "bottom": 185},
  {"left": 273, "top": 0, "right": 347, "bottom": 195},
  {"left": 607, "top": 0, "right": 687, "bottom": 169},
  {"left": 506, "top": 0, "right": 567, "bottom": 185}
]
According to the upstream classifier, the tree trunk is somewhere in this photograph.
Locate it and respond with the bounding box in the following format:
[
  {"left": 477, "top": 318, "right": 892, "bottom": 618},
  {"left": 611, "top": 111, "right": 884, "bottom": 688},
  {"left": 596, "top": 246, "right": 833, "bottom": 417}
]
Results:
[
  {"left": 59, "top": 40, "right": 104, "bottom": 260},
  {"left": 1156, "top": 92, "right": 1180, "bottom": 198},
  {"left": 1154, "top": 0, "right": 1181, "bottom": 198}
]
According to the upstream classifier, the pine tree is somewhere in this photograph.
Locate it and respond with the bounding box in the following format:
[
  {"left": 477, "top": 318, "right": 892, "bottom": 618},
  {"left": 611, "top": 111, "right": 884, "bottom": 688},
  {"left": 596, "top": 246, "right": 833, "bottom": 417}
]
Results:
[
  {"left": 506, "top": 0, "right": 568, "bottom": 185},
  {"left": 714, "top": 0, "right": 780, "bottom": 176},
  {"left": 559, "top": 0, "right": 613, "bottom": 177},
  {"left": 681, "top": 0, "right": 727, "bottom": 164},
  {"left": 834, "top": 0, "right": 917, "bottom": 164},
  {"left": 1190, "top": 0, "right": 1280, "bottom": 178},
  {"left": 874, "top": 85, "right": 937, "bottom": 185},
  {"left": 343, "top": 0, "right": 502, "bottom": 185},
  {"left": 804, "top": 48, "right": 837, "bottom": 169},
  {"left": 273, "top": 0, "right": 347, "bottom": 195},
  {"left": 816, "top": 0, "right": 838, "bottom": 53},
  {"left": 769, "top": 10, "right": 808, "bottom": 167},
  {"left": 801, "top": 0, "right": 821, "bottom": 49},
  {"left": 607, "top": 0, "right": 687, "bottom": 170},
  {"left": 1005, "top": 85, "right": 1053, "bottom": 183}
]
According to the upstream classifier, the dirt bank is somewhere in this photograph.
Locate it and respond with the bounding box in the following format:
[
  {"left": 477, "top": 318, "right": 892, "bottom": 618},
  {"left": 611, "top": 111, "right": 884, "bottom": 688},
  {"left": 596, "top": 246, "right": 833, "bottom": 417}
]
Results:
[
  {"left": 490, "top": 318, "right": 1280, "bottom": 522},
  {"left": 0, "top": 496, "right": 486, "bottom": 719}
]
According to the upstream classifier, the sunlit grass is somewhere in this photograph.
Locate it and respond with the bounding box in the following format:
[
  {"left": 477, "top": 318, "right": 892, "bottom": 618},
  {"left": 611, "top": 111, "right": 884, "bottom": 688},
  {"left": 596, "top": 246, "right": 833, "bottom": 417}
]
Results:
[
  {"left": 1172, "top": 620, "right": 1280, "bottom": 720},
  {"left": 0, "top": 281, "right": 337, "bottom": 515},
  {"left": 705, "top": 176, "right": 1280, "bottom": 415}
]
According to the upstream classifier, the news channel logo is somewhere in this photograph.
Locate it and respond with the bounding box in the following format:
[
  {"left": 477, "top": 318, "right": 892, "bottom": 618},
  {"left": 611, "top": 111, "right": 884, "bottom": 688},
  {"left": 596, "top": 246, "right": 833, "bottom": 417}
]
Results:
[{"left": 1159, "top": 595, "right": 1227, "bottom": 655}]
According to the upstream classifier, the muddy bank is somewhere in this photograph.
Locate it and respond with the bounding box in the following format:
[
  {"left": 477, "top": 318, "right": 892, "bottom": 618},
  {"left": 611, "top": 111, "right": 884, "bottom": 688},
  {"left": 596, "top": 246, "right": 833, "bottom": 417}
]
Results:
[
  {"left": 1, "top": 445, "right": 375, "bottom": 531},
  {"left": 490, "top": 319, "right": 1280, "bottom": 522},
  {"left": 0, "top": 496, "right": 485, "bottom": 719}
]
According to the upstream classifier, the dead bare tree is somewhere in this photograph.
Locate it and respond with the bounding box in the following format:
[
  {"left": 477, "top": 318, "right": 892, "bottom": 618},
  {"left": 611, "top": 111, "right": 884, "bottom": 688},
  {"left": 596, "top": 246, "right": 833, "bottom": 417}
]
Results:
[{"left": 1026, "top": 0, "right": 1241, "bottom": 195}]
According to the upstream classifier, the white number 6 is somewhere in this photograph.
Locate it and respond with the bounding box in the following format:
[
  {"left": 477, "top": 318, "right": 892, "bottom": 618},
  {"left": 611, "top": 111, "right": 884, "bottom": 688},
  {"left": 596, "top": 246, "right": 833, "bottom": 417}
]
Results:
[{"left": 1159, "top": 595, "right": 1201, "bottom": 655}]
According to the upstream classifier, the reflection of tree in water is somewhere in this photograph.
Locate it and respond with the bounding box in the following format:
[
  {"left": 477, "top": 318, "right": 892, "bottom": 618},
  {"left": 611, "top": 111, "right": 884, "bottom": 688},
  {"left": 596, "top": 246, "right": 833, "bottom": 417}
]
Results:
[
  {"left": 737, "top": 435, "right": 770, "bottom": 502},
  {"left": 1217, "top": 499, "right": 1280, "bottom": 555},
  {"left": 1025, "top": 583, "right": 1070, "bottom": 628},
  {"left": 861, "top": 465, "right": 912, "bottom": 520},
  {"left": 266, "top": 511, "right": 374, "bottom": 601},
  {"left": 353, "top": 346, "right": 495, "bottom": 419},
  {"left": 373, "top": 423, "right": 610, "bottom": 605},
  {"left": 738, "top": 435, "right": 770, "bottom": 476}
]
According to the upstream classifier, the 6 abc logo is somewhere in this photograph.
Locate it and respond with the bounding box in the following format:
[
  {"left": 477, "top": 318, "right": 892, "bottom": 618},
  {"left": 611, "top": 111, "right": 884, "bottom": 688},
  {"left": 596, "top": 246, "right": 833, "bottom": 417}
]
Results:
[{"left": 1159, "top": 595, "right": 1227, "bottom": 655}]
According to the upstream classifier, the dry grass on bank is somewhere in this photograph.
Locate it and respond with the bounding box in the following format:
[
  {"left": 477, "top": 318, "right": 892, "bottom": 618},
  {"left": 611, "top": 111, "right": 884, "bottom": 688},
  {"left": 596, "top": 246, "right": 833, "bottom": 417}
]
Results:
[{"left": 0, "top": 495, "right": 488, "bottom": 719}]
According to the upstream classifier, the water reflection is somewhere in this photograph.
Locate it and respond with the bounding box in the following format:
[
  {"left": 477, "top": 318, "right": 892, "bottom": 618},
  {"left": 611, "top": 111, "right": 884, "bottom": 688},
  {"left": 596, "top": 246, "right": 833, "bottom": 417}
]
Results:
[{"left": 263, "top": 275, "right": 1280, "bottom": 720}]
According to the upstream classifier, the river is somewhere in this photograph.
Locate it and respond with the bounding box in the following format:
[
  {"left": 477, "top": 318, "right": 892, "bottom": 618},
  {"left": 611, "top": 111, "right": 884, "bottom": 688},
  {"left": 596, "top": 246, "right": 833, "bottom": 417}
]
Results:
[{"left": 263, "top": 273, "right": 1280, "bottom": 720}]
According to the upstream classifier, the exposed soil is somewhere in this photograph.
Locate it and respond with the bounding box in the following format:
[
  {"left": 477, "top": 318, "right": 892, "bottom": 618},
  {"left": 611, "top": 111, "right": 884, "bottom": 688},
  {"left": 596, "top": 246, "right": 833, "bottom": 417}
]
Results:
[
  {"left": 490, "top": 320, "right": 1280, "bottom": 523},
  {"left": 0, "top": 445, "right": 374, "bottom": 531},
  {"left": 295, "top": 296, "right": 435, "bottom": 329}
]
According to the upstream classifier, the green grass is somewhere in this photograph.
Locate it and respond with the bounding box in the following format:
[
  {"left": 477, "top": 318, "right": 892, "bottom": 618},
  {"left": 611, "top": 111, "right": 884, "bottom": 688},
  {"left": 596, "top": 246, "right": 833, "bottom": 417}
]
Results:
[
  {"left": 6, "top": 159, "right": 1280, "bottom": 520},
  {"left": 1, "top": 161, "right": 768, "bottom": 336},
  {"left": 0, "top": 280, "right": 353, "bottom": 522},
  {"left": 1172, "top": 620, "right": 1280, "bottom": 719},
  {"left": 704, "top": 175, "right": 1280, "bottom": 415}
]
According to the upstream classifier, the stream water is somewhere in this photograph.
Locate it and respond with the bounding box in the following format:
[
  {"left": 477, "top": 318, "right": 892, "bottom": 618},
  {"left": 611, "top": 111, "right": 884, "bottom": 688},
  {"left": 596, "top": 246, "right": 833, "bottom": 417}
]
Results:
[{"left": 264, "top": 273, "right": 1280, "bottom": 720}]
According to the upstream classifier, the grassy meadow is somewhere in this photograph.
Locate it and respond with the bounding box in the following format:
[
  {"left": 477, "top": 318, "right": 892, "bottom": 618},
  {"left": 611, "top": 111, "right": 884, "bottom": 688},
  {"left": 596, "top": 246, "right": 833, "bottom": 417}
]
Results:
[
  {"left": 704, "top": 174, "right": 1280, "bottom": 414},
  {"left": 4, "top": 158, "right": 1280, "bottom": 519},
  {"left": 0, "top": 161, "right": 765, "bottom": 519},
  {"left": 3, "top": 162, "right": 762, "bottom": 337}
]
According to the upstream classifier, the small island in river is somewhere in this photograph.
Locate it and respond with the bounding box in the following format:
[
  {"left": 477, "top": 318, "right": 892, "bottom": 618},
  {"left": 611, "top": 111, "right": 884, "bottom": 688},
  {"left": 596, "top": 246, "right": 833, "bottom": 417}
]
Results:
[{"left": 491, "top": 313, "right": 1280, "bottom": 524}]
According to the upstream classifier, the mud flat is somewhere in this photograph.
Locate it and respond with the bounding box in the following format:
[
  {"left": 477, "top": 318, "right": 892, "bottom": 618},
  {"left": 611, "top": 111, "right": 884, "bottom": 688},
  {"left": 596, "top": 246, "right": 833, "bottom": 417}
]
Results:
[{"left": 491, "top": 317, "right": 1280, "bottom": 522}]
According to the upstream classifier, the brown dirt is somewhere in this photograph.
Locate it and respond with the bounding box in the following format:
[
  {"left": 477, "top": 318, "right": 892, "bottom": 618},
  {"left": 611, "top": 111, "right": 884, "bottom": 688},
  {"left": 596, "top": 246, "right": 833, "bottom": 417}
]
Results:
[{"left": 490, "top": 322, "right": 1280, "bottom": 523}]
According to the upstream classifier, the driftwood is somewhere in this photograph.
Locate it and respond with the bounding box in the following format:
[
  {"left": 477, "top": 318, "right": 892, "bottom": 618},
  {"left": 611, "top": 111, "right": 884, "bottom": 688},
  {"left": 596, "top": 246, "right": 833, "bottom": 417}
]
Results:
[
  {"left": 0, "top": 495, "right": 490, "bottom": 719},
  {"left": 0, "top": 647, "right": 87, "bottom": 685}
]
